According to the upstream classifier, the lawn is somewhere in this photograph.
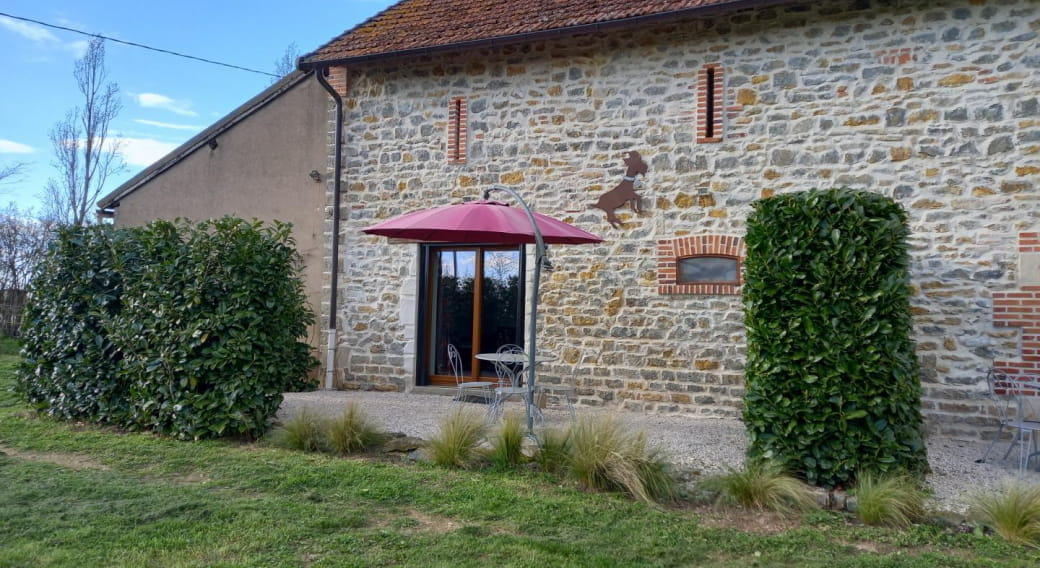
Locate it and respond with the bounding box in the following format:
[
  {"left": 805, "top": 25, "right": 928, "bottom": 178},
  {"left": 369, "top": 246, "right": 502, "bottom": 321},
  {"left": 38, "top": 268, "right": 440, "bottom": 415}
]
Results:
[{"left": 1, "top": 346, "right": 1037, "bottom": 567}]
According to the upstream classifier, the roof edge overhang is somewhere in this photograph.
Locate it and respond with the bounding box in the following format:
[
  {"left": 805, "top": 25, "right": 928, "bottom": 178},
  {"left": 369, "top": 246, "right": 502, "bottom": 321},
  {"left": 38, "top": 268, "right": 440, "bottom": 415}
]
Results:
[
  {"left": 299, "top": 0, "right": 803, "bottom": 69},
  {"left": 97, "top": 70, "right": 315, "bottom": 210}
]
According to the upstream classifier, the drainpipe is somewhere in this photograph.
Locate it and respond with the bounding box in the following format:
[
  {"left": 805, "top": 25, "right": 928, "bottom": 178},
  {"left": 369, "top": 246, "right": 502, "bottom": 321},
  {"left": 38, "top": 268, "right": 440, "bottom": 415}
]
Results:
[{"left": 315, "top": 68, "right": 344, "bottom": 390}]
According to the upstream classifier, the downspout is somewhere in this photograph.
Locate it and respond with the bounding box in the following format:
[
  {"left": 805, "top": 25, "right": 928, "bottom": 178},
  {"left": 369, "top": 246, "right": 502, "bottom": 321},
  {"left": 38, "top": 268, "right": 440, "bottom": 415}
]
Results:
[{"left": 315, "top": 68, "right": 344, "bottom": 390}]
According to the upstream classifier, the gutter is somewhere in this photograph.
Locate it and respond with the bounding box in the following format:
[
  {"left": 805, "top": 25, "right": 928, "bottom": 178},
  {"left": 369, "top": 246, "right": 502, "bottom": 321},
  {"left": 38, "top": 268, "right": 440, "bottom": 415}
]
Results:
[
  {"left": 299, "top": 0, "right": 804, "bottom": 68},
  {"left": 314, "top": 68, "right": 345, "bottom": 391}
]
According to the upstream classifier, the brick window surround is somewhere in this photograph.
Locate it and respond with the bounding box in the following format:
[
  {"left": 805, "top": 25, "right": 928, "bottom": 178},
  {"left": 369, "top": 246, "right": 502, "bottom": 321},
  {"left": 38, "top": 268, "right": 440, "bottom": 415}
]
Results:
[
  {"left": 697, "top": 63, "right": 724, "bottom": 143},
  {"left": 447, "top": 96, "right": 468, "bottom": 164},
  {"left": 658, "top": 235, "right": 744, "bottom": 295}
]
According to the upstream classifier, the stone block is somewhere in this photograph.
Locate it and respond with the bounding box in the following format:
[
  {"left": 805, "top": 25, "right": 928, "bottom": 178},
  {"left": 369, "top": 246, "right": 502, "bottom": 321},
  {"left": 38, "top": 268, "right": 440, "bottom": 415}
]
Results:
[{"left": 1020, "top": 253, "right": 1040, "bottom": 285}]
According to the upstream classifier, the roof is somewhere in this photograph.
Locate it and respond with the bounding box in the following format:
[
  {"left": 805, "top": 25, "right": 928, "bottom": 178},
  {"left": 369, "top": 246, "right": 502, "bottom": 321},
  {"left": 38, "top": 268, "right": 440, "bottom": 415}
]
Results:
[
  {"left": 97, "top": 70, "right": 314, "bottom": 210},
  {"left": 301, "top": 0, "right": 786, "bottom": 66}
]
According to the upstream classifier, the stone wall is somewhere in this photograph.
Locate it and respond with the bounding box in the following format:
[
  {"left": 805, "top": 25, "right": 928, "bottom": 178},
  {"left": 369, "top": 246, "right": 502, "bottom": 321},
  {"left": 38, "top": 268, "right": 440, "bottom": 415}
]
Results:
[{"left": 326, "top": 0, "right": 1040, "bottom": 439}]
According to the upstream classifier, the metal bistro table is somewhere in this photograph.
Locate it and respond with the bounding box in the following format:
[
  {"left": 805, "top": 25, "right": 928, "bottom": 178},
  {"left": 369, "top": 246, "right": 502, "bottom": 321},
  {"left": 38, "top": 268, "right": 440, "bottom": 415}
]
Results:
[{"left": 475, "top": 352, "right": 557, "bottom": 421}]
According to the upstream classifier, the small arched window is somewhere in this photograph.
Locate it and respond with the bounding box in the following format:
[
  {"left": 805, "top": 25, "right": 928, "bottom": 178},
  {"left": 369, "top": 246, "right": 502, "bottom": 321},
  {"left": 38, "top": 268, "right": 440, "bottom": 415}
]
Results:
[
  {"left": 677, "top": 255, "right": 739, "bottom": 285},
  {"left": 657, "top": 235, "right": 744, "bottom": 295}
]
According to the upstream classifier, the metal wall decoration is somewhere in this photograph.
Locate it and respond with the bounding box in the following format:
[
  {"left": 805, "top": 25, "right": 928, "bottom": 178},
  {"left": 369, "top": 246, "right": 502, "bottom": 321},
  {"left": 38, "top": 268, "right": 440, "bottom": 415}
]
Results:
[{"left": 592, "top": 150, "right": 649, "bottom": 228}]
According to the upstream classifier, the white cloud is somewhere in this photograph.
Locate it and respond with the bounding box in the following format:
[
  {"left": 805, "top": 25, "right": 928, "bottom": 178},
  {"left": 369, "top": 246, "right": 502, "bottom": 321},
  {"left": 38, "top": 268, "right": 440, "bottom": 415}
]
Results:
[
  {"left": 0, "top": 16, "right": 59, "bottom": 43},
  {"left": 135, "top": 93, "right": 198, "bottom": 117},
  {"left": 133, "top": 119, "right": 204, "bottom": 131},
  {"left": 0, "top": 16, "right": 90, "bottom": 57},
  {"left": 65, "top": 39, "right": 89, "bottom": 57},
  {"left": 111, "top": 137, "right": 181, "bottom": 167},
  {"left": 0, "top": 139, "right": 35, "bottom": 154}
]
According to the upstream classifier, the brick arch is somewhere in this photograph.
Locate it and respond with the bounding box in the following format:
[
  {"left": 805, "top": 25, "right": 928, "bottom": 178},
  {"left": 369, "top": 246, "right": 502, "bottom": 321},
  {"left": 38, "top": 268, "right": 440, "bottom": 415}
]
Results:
[{"left": 657, "top": 234, "right": 745, "bottom": 295}]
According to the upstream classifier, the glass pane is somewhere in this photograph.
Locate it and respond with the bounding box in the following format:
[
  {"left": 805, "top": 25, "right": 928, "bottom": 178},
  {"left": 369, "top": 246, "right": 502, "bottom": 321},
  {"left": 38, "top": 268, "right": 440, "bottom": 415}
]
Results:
[
  {"left": 479, "top": 249, "right": 522, "bottom": 376},
  {"left": 678, "top": 256, "right": 738, "bottom": 283},
  {"left": 431, "top": 250, "right": 476, "bottom": 378}
]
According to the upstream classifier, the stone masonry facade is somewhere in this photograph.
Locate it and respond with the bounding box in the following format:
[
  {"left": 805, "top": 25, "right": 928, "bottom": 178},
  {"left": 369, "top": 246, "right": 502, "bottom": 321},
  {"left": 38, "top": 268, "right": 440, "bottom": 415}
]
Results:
[{"left": 321, "top": 0, "right": 1040, "bottom": 439}]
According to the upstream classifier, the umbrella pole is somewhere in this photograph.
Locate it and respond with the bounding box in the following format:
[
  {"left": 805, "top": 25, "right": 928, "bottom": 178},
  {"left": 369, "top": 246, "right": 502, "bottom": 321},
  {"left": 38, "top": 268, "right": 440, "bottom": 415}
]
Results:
[{"left": 486, "top": 185, "right": 545, "bottom": 433}]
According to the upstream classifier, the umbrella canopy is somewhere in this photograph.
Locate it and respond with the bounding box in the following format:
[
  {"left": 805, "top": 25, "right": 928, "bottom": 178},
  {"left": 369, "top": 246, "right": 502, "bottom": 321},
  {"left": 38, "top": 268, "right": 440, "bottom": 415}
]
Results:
[{"left": 361, "top": 200, "right": 603, "bottom": 245}]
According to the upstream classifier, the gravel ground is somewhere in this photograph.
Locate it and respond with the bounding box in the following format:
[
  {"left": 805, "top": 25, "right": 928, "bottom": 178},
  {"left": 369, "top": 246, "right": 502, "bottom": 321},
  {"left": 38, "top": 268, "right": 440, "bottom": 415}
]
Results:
[{"left": 279, "top": 389, "right": 1040, "bottom": 514}]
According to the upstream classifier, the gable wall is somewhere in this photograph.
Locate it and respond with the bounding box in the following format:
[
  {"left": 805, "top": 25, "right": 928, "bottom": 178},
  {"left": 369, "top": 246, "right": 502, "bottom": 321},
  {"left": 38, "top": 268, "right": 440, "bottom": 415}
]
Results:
[
  {"left": 113, "top": 77, "right": 331, "bottom": 354},
  {"left": 331, "top": 0, "right": 1040, "bottom": 438}
]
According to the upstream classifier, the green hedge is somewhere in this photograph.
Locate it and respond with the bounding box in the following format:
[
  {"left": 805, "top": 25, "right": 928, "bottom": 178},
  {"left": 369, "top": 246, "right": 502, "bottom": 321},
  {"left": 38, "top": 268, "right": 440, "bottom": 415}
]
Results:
[
  {"left": 742, "top": 188, "right": 928, "bottom": 487},
  {"left": 18, "top": 218, "right": 317, "bottom": 439}
]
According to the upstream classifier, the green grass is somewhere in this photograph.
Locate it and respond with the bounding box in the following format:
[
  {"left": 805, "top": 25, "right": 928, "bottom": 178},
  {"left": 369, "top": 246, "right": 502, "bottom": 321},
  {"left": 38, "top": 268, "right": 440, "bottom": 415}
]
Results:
[{"left": 1, "top": 353, "right": 1039, "bottom": 566}]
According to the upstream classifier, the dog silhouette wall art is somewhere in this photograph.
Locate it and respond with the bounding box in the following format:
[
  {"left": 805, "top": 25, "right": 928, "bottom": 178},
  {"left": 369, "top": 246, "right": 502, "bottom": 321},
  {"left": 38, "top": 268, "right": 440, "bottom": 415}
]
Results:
[{"left": 592, "top": 151, "right": 649, "bottom": 228}]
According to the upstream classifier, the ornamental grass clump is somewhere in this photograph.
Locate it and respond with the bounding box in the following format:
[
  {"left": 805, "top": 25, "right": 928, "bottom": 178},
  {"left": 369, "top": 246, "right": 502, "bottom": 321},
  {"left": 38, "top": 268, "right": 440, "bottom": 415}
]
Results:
[
  {"left": 534, "top": 427, "right": 571, "bottom": 474},
  {"left": 704, "top": 461, "right": 817, "bottom": 515},
  {"left": 970, "top": 482, "right": 1040, "bottom": 547},
  {"left": 566, "top": 414, "right": 677, "bottom": 504},
  {"left": 426, "top": 407, "right": 488, "bottom": 468},
  {"left": 326, "top": 401, "right": 389, "bottom": 455},
  {"left": 488, "top": 411, "right": 526, "bottom": 469},
  {"left": 270, "top": 407, "right": 326, "bottom": 453},
  {"left": 854, "top": 472, "right": 926, "bottom": 528}
]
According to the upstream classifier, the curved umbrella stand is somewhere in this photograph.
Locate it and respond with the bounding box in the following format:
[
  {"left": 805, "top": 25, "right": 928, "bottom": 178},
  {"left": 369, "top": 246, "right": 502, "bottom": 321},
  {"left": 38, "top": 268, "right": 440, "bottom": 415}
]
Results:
[{"left": 484, "top": 185, "right": 547, "bottom": 433}]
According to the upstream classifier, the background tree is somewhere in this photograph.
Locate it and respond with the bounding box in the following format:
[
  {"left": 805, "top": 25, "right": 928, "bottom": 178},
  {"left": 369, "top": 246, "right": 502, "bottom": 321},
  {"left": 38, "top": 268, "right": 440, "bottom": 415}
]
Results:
[
  {"left": 272, "top": 42, "right": 300, "bottom": 82},
  {"left": 0, "top": 204, "right": 54, "bottom": 335},
  {"left": 43, "top": 37, "right": 125, "bottom": 226},
  {"left": 0, "top": 162, "right": 28, "bottom": 185}
]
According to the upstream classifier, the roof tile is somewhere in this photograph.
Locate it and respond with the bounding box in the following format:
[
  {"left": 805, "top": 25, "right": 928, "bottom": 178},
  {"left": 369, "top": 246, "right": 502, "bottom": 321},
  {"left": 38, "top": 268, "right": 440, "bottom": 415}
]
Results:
[{"left": 303, "top": 0, "right": 748, "bottom": 64}]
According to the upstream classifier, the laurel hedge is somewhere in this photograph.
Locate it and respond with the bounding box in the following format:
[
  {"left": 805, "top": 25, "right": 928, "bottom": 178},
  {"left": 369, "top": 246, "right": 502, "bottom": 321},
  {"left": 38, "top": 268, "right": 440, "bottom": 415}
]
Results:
[
  {"left": 18, "top": 217, "right": 317, "bottom": 439},
  {"left": 742, "top": 188, "right": 928, "bottom": 488}
]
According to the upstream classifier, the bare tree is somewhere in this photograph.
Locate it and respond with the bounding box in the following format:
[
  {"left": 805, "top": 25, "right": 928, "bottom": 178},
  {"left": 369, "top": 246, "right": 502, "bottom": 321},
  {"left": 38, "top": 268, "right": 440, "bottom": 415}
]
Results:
[
  {"left": 272, "top": 42, "right": 300, "bottom": 82},
  {"left": 0, "top": 162, "right": 27, "bottom": 185},
  {"left": 43, "top": 37, "right": 125, "bottom": 226},
  {"left": 0, "top": 204, "right": 54, "bottom": 335}
]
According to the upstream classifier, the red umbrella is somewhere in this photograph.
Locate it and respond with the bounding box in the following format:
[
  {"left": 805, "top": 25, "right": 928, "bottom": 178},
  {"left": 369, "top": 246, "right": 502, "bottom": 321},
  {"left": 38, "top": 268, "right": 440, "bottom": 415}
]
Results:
[
  {"left": 362, "top": 199, "right": 603, "bottom": 245},
  {"left": 361, "top": 187, "right": 602, "bottom": 431}
]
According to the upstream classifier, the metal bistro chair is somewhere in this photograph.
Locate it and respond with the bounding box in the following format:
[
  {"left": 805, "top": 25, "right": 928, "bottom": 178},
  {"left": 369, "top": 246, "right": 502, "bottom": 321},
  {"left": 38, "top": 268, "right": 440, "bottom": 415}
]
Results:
[
  {"left": 488, "top": 344, "right": 536, "bottom": 422},
  {"left": 537, "top": 346, "right": 587, "bottom": 422},
  {"left": 448, "top": 344, "right": 494, "bottom": 404},
  {"left": 980, "top": 368, "right": 1040, "bottom": 472}
]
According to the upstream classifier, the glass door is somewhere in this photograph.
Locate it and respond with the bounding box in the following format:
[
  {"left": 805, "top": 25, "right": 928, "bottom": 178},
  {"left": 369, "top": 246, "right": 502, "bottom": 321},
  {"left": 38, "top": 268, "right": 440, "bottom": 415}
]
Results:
[{"left": 423, "top": 245, "right": 524, "bottom": 386}]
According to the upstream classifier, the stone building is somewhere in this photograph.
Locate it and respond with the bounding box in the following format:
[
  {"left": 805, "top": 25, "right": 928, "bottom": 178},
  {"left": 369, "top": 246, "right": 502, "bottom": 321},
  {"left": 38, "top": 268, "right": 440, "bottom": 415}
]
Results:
[{"left": 299, "top": 0, "right": 1040, "bottom": 439}]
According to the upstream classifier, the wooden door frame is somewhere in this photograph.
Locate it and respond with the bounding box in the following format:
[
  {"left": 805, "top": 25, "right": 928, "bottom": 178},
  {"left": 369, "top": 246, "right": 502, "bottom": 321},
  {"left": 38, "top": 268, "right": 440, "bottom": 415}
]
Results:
[{"left": 415, "top": 243, "right": 526, "bottom": 387}]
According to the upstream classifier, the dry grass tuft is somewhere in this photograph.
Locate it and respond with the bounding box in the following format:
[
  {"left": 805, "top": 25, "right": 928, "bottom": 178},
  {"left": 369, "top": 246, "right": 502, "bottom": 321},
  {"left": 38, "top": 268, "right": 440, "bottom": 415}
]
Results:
[
  {"left": 854, "top": 472, "right": 925, "bottom": 528},
  {"left": 971, "top": 482, "right": 1040, "bottom": 547},
  {"left": 425, "top": 407, "right": 488, "bottom": 468},
  {"left": 270, "top": 407, "right": 326, "bottom": 453},
  {"left": 566, "top": 414, "right": 677, "bottom": 504},
  {"left": 703, "top": 461, "right": 817, "bottom": 515},
  {"left": 326, "top": 401, "right": 389, "bottom": 455}
]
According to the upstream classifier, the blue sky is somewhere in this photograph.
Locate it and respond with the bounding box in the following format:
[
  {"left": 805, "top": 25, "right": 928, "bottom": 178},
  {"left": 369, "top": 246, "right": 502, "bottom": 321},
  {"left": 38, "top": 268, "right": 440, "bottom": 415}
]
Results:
[{"left": 0, "top": 0, "right": 393, "bottom": 213}]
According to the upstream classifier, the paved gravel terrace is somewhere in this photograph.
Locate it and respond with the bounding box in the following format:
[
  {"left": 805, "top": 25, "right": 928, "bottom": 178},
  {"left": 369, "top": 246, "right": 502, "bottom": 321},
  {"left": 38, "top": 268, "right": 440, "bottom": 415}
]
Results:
[{"left": 280, "top": 389, "right": 1040, "bottom": 514}]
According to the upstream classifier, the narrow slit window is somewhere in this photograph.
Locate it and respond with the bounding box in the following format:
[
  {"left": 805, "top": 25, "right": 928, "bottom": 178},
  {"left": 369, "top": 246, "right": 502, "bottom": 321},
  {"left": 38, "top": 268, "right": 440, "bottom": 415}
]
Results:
[
  {"left": 448, "top": 97, "right": 467, "bottom": 164},
  {"left": 698, "top": 64, "right": 724, "bottom": 143},
  {"left": 705, "top": 67, "right": 716, "bottom": 139}
]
